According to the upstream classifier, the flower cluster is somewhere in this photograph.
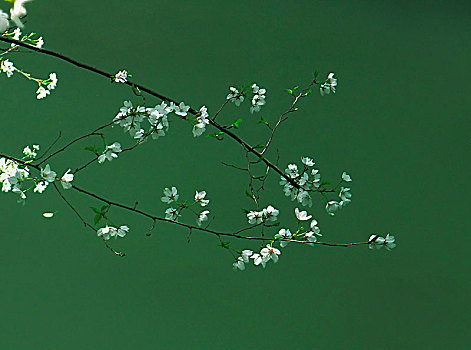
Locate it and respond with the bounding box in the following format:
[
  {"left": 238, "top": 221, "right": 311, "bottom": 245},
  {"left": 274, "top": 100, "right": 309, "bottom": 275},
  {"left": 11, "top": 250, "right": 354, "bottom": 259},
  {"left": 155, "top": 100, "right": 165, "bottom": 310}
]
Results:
[
  {"left": 320, "top": 72, "right": 337, "bottom": 96},
  {"left": 1, "top": 58, "right": 14, "bottom": 77},
  {"left": 0, "top": 157, "right": 29, "bottom": 201},
  {"left": 192, "top": 106, "right": 210, "bottom": 137},
  {"left": 114, "top": 100, "right": 168, "bottom": 141},
  {"left": 249, "top": 83, "right": 266, "bottom": 114},
  {"left": 114, "top": 100, "right": 200, "bottom": 141},
  {"left": 369, "top": 234, "right": 396, "bottom": 250},
  {"left": 280, "top": 156, "right": 321, "bottom": 207},
  {"left": 325, "top": 171, "right": 353, "bottom": 216},
  {"left": 234, "top": 208, "right": 323, "bottom": 270},
  {"left": 1, "top": 145, "right": 74, "bottom": 205},
  {"left": 97, "top": 225, "right": 129, "bottom": 241},
  {"left": 233, "top": 244, "right": 281, "bottom": 270},
  {"left": 98, "top": 142, "right": 122, "bottom": 163},
  {"left": 226, "top": 87, "right": 244, "bottom": 106},
  {"left": 37, "top": 165, "right": 74, "bottom": 192},
  {"left": 293, "top": 208, "right": 322, "bottom": 245},
  {"left": 36, "top": 72, "right": 58, "bottom": 99},
  {"left": 246, "top": 205, "right": 279, "bottom": 224},
  {"left": 0, "top": 28, "right": 57, "bottom": 99},
  {"left": 23, "top": 144, "right": 40, "bottom": 158},
  {"left": 226, "top": 83, "right": 267, "bottom": 114},
  {"left": 161, "top": 186, "right": 211, "bottom": 226}
]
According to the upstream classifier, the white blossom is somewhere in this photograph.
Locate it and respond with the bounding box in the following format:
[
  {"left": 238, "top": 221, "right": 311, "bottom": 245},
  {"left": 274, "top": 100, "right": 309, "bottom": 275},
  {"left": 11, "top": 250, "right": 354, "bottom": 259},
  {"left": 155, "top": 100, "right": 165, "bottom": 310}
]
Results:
[
  {"left": 339, "top": 187, "right": 352, "bottom": 204},
  {"left": 196, "top": 210, "right": 210, "bottom": 226},
  {"left": 1, "top": 59, "right": 15, "bottom": 78},
  {"left": 174, "top": 102, "right": 190, "bottom": 117},
  {"left": 34, "top": 181, "right": 48, "bottom": 193},
  {"left": 60, "top": 169, "right": 74, "bottom": 189},
  {"left": 247, "top": 210, "right": 264, "bottom": 224},
  {"left": 295, "top": 207, "right": 312, "bottom": 221},
  {"left": 98, "top": 142, "right": 122, "bottom": 163},
  {"left": 114, "top": 70, "right": 128, "bottom": 83},
  {"left": 311, "top": 169, "right": 321, "bottom": 188},
  {"left": 233, "top": 257, "right": 246, "bottom": 271},
  {"left": 302, "top": 157, "right": 315, "bottom": 167},
  {"left": 241, "top": 249, "right": 253, "bottom": 262},
  {"left": 23, "top": 145, "right": 39, "bottom": 158},
  {"left": 251, "top": 253, "right": 269, "bottom": 268},
  {"left": 192, "top": 106, "right": 210, "bottom": 137},
  {"left": 304, "top": 231, "right": 318, "bottom": 245},
  {"left": 36, "top": 86, "right": 50, "bottom": 99},
  {"left": 40, "top": 164, "right": 56, "bottom": 182},
  {"left": 226, "top": 87, "right": 244, "bottom": 106},
  {"left": 320, "top": 72, "right": 337, "bottom": 96},
  {"left": 264, "top": 205, "right": 279, "bottom": 222},
  {"left": 116, "top": 225, "right": 129, "bottom": 238},
  {"left": 260, "top": 244, "right": 281, "bottom": 263},
  {"left": 12, "top": 185, "right": 26, "bottom": 204},
  {"left": 0, "top": 10, "right": 8, "bottom": 33},
  {"left": 297, "top": 190, "right": 312, "bottom": 207},
  {"left": 305, "top": 219, "right": 322, "bottom": 246},
  {"left": 0, "top": 157, "right": 29, "bottom": 193},
  {"left": 10, "top": 0, "right": 32, "bottom": 28},
  {"left": 102, "top": 225, "right": 129, "bottom": 239},
  {"left": 194, "top": 190, "right": 209, "bottom": 206},
  {"left": 298, "top": 172, "right": 309, "bottom": 186},
  {"left": 47, "top": 73, "right": 57, "bottom": 90},
  {"left": 36, "top": 36, "right": 44, "bottom": 48},
  {"left": 326, "top": 201, "right": 341, "bottom": 216},
  {"left": 161, "top": 186, "right": 179, "bottom": 203},
  {"left": 12, "top": 27, "right": 21, "bottom": 40},
  {"left": 97, "top": 226, "right": 118, "bottom": 240},
  {"left": 164, "top": 207, "right": 179, "bottom": 221},
  {"left": 369, "top": 234, "right": 396, "bottom": 250},
  {"left": 310, "top": 219, "right": 321, "bottom": 235},
  {"left": 250, "top": 84, "right": 266, "bottom": 114},
  {"left": 342, "top": 171, "right": 352, "bottom": 182},
  {"left": 285, "top": 164, "right": 299, "bottom": 178},
  {"left": 274, "top": 228, "right": 292, "bottom": 247}
]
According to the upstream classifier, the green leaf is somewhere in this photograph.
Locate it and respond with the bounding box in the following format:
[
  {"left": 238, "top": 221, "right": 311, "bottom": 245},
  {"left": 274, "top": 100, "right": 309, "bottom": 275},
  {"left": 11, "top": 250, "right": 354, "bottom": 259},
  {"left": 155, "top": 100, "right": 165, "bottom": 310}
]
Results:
[
  {"left": 94, "top": 214, "right": 101, "bottom": 225},
  {"left": 230, "top": 118, "right": 245, "bottom": 128},
  {"left": 258, "top": 117, "right": 269, "bottom": 125},
  {"left": 100, "top": 204, "right": 109, "bottom": 212},
  {"left": 90, "top": 206, "right": 101, "bottom": 214},
  {"left": 217, "top": 241, "right": 231, "bottom": 249},
  {"left": 285, "top": 88, "right": 293, "bottom": 95},
  {"left": 206, "top": 131, "right": 225, "bottom": 139}
]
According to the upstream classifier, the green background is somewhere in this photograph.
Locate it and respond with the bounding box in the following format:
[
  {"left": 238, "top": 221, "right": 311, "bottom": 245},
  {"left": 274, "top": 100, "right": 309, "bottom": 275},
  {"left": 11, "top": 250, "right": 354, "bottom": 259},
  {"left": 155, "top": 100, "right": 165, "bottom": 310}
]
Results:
[{"left": 1, "top": 0, "right": 469, "bottom": 349}]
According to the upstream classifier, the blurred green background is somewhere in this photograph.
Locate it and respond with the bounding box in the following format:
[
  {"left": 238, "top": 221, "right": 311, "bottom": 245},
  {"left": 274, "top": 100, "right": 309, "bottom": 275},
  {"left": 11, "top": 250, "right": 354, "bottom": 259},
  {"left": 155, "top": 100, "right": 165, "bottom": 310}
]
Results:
[{"left": 0, "top": 0, "right": 469, "bottom": 349}]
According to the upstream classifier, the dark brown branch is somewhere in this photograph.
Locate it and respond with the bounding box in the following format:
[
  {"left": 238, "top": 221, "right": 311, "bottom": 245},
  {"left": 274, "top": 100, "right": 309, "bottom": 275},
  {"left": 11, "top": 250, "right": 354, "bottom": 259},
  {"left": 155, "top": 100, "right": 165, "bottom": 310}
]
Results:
[
  {"left": 0, "top": 36, "right": 303, "bottom": 190},
  {"left": 52, "top": 182, "right": 125, "bottom": 256}
]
